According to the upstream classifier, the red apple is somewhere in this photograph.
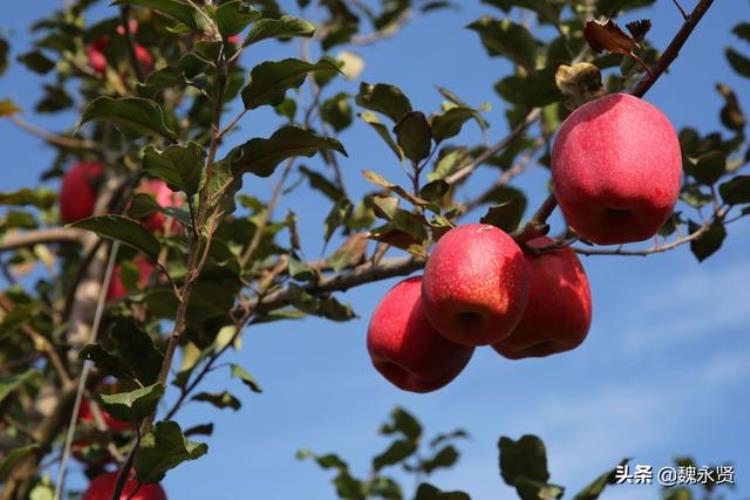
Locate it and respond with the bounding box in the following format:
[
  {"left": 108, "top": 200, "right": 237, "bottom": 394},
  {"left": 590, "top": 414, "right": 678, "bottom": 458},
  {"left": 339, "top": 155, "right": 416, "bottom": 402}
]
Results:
[
  {"left": 551, "top": 93, "right": 682, "bottom": 245},
  {"left": 367, "top": 277, "right": 474, "bottom": 393},
  {"left": 493, "top": 237, "right": 592, "bottom": 359},
  {"left": 83, "top": 472, "right": 166, "bottom": 500},
  {"left": 135, "top": 179, "right": 184, "bottom": 235},
  {"left": 106, "top": 257, "right": 157, "bottom": 301},
  {"left": 134, "top": 43, "right": 154, "bottom": 71},
  {"left": 86, "top": 38, "right": 109, "bottom": 74},
  {"left": 60, "top": 161, "right": 104, "bottom": 223},
  {"left": 72, "top": 399, "right": 131, "bottom": 464},
  {"left": 421, "top": 224, "right": 530, "bottom": 346},
  {"left": 78, "top": 399, "right": 131, "bottom": 433}
]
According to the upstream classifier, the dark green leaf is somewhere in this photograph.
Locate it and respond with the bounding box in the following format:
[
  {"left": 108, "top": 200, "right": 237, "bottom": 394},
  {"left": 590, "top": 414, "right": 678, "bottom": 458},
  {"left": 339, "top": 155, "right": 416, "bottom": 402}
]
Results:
[
  {"left": 0, "top": 370, "right": 40, "bottom": 405},
  {"left": 726, "top": 48, "right": 750, "bottom": 78},
  {"left": 680, "top": 184, "right": 714, "bottom": 209},
  {"left": 595, "top": 0, "right": 656, "bottom": 16},
  {"left": 134, "top": 420, "right": 208, "bottom": 483},
  {"left": 359, "top": 111, "right": 403, "bottom": 161},
  {"left": 498, "top": 435, "right": 550, "bottom": 486},
  {"left": 80, "top": 97, "right": 177, "bottom": 140},
  {"left": 373, "top": 439, "right": 417, "bottom": 471},
  {"left": 184, "top": 423, "right": 214, "bottom": 437},
  {"left": 415, "top": 483, "right": 471, "bottom": 500},
  {"left": 215, "top": 0, "right": 260, "bottom": 37},
  {"left": 16, "top": 50, "right": 55, "bottom": 74},
  {"left": 0, "top": 38, "right": 7, "bottom": 76},
  {"left": 719, "top": 175, "right": 750, "bottom": 204},
  {"left": 242, "top": 58, "right": 339, "bottom": 110},
  {"left": 321, "top": 92, "right": 353, "bottom": 132},
  {"left": 573, "top": 458, "right": 629, "bottom": 500},
  {"left": 36, "top": 85, "right": 73, "bottom": 113},
  {"left": 143, "top": 142, "right": 205, "bottom": 195},
  {"left": 112, "top": 0, "right": 205, "bottom": 32},
  {"left": 689, "top": 221, "right": 726, "bottom": 262},
  {"left": 192, "top": 391, "right": 242, "bottom": 410},
  {"left": 0, "top": 188, "right": 56, "bottom": 209},
  {"left": 496, "top": 68, "right": 562, "bottom": 109},
  {"left": 70, "top": 215, "right": 161, "bottom": 259},
  {"left": 481, "top": 199, "right": 525, "bottom": 232},
  {"left": 230, "top": 363, "right": 262, "bottom": 393},
  {"left": 431, "top": 107, "right": 476, "bottom": 143},
  {"left": 79, "top": 344, "right": 135, "bottom": 381},
  {"left": 299, "top": 166, "right": 345, "bottom": 202},
  {"left": 393, "top": 111, "right": 432, "bottom": 163},
  {"left": 422, "top": 445, "right": 459, "bottom": 474},
  {"left": 108, "top": 318, "right": 164, "bottom": 385},
  {"left": 356, "top": 82, "right": 413, "bottom": 123},
  {"left": 0, "top": 445, "right": 39, "bottom": 481},
  {"left": 226, "top": 126, "right": 347, "bottom": 178},
  {"left": 99, "top": 383, "right": 164, "bottom": 422},
  {"left": 380, "top": 407, "right": 422, "bottom": 442},
  {"left": 733, "top": 23, "right": 750, "bottom": 43},
  {"left": 481, "top": 0, "right": 560, "bottom": 26},
  {"left": 686, "top": 151, "right": 726, "bottom": 185},
  {"left": 243, "top": 15, "right": 316, "bottom": 47},
  {"left": 467, "top": 16, "right": 537, "bottom": 71},
  {"left": 324, "top": 198, "right": 353, "bottom": 243}
]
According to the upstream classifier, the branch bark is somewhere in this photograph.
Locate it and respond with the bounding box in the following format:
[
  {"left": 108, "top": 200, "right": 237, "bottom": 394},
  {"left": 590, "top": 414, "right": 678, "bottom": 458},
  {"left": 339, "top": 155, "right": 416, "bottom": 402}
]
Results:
[{"left": 0, "top": 228, "right": 86, "bottom": 254}]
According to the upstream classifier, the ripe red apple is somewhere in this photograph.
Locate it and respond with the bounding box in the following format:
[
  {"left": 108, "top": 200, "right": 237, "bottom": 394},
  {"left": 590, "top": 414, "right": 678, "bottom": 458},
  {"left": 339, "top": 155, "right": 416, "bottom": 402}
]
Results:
[
  {"left": 493, "top": 237, "right": 592, "bottom": 359},
  {"left": 367, "top": 277, "right": 474, "bottom": 393},
  {"left": 551, "top": 93, "right": 682, "bottom": 245},
  {"left": 106, "top": 257, "right": 157, "bottom": 301},
  {"left": 86, "top": 20, "right": 153, "bottom": 75},
  {"left": 134, "top": 179, "right": 184, "bottom": 235},
  {"left": 60, "top": 161, "right": 104, "bottom": 224},
  {"left": 421, "top": 224, "right": 530, "bottom": 346},
  {"left": 82, "top": 472, "right": 166, "bottom": 500},
  {"left": 78, "top": 399, "right": 131, "bottom": 433}
]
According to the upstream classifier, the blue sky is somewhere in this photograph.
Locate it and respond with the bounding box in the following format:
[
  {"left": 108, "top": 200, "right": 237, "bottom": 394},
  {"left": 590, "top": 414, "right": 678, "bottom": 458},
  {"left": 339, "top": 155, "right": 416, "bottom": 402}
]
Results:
[{"left": 1, "top": 1, "right": 749, "bottom": 499}]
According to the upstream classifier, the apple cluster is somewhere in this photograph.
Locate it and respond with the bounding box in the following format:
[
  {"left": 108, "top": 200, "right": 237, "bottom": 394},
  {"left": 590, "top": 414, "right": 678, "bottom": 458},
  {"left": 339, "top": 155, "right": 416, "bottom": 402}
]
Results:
[{"left": 367, "top": 94, "right": 682, "bottom": 393}]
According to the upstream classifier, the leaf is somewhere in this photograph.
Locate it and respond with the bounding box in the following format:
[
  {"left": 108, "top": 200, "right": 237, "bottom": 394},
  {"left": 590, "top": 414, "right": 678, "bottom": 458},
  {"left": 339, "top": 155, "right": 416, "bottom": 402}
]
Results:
[
  {"left": 192, "top": 391, "right": 242, "bottom": 410},
  {"left": 112, "top": 0, "right": 205, "bottom": 32},
  {"left": 215, "top": 0, "right": 260, "bottom": 37},
  {"left": 0, "top": 188, "right": 56, "bottom": 209},
  {"left": 719, "top": 175, "right": 750, "bottom": 204},
  {"left": 555, "top": 63, "right": 605, "bottom": 109},
  {"left": 393, "top": 111, "right": 433, "bottom": 163},
  {"left": 431, "top": 107, "right": 476, "bottom": 143},
  {"left": 355, "top": 82, "right": 413, "bottom": 123},
  {"left": 70, "top": 215, "right": 161, "bottom": 259},
  {"left": 415, "top": 483, "right": 471, "bottom": 500},
  {"left": 299, "top": 166, "right": 345, "bottom": 202},
  {"left": 716, "top": 83, "right": 746, "bottom": 131},
  {"left": 241, "top": 58, "right": 340, "bottom": 110},
  {"left": 734, "top": 22, "right": 750, "bottom": 43},
  {"left": 226, "top": 126, "right": 347, "bottom": 178},
  {"left": 0, "top": 99, "right": 20, "bottom": 117},
  {"left": 481, "top": 199, "right": 525, "bottom": 232},
  {"left": 243, "top": 15, "right": 316, "bottom": 47},
  {"left": 80, "top": 97, "right": 177, "bottom": 140},
  {"left": 498, "top": 435, "right": 550, "bottom": 486},
  {"left": 481, "top": 0, "right": 559, "bottom": 26},
  {"left": 422, "top": 445, "right": 459, "bottom": 474},
  {"left": 80, "top": 344, "right": 138, "bottom": 381},
  {"left": 99, "top": 383, "right": 164, "bottom": 422},
  {"left": 230, "top": 363, "right": 262, "bottom": 393},
  {"left": 686, "top": 151, "right": 726, "bottom": 185},
  {"left": 689, "top": 221, "right": 726, "bottom": 262},
  {"left": 320, "top": 92, "right": 353, "bottom": 132},
  {"left": 324, "top": 198, "right": 353, "bottom": 243},
  {"left": 467, "top": 16, "right": 537, "bottom": 71},
  {"left": 143, "top": 142, "right": 205, "bottom": 195},
  {"left": 496, "top": 67, "right": 563, "bottom": 110},
  {"left": 108, "top": 318, "right": 164, "bottom": 385},
  {"left": 184, "top": 423, "right": 214, "bottom": 437},
  {"left": 625, "top": 19, "right": 651, "bottom": 42},
  {"left": 327, "top": 233, "right": 368, "bottom": 271},
  {"left": 134, "top": 420, "right": 208, "bottom": 483},
  {"left": 726, "top": 47, "right": 750, "bottom": 78},
  {"left": 380, "top": 407, "right": 422, "bottom": 442},
  {"left": 362, "top": 170, "right": 431, "bottom": 208},
  {"left": 359, "top": 111, "right": 403, "bottom": 161},
  {"left": 0, "top": 444, "right": 39, "bottom": 481},
  {"left": 0, "top": 37, "right": 7, "bottom": 77},
  {"left": 16, "top": 50, "right": 56, "bottom": 74},
  {"left": 573, "top": 458, "right": 629, "bottom": 500},
  {"left": 584, "top": 19, "right": 637, "bottom": 55},
  {"left": 373, "top": 439, "right": 418, "bottom": 471},
  {"left": 0, "top": 370, "right": 40, "bottom": 404}
]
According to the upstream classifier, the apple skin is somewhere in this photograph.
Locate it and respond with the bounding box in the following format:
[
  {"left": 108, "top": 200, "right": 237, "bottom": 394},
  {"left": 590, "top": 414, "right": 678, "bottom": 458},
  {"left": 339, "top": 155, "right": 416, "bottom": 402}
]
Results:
[
  {"left": 136, "top": 179, "right": 183, "bottom": 235},
  {"left": 421, "top": 224, "right": 530, "bottom": 346},
  {"left": 367, "top": 277, "right": 474, "bottom": 393},
  {"left": 82, "top": 472, "right": 166, "bottom": 500},
  {"left": 551, "top": 93, "right": 682, "bottom": 245},
  {"left": 86, "top": 20, "right": 153, "bottom": 75},
  {"left": 492, "top": 237, "right": 592, "bottom": 359},
  {"left": 60, "top": 162, "right": 104, "bottom": 224},
  {"left": 106, "top": 258, "right": 156, "bottom": 301},
  {"left": 78, "top": 399, "right": 131, "bottom": 433}
]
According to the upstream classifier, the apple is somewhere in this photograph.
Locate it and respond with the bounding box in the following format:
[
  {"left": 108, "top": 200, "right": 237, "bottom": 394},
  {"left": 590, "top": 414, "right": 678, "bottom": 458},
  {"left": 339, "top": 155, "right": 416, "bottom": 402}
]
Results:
[
  {"left": 367, "top": 277, "right": 474, "bottom": 393},
  {"left": 86, "top": 20, "right": 153, "bottom": 75},
  {"left": 82, "top": 472, "right": 166, "bottom": 500},
  {"left": 78, "top": 399, "right": 131, "bottom": 433},
  {"left": 135, "top": 179, "right": 184, "bottom": 235},
  {"left": 493, "top": 237, "right": 592, "bottom": 359},
  {"left": 72, "top": 399, "right": 131, "bottom": 464},
  {"left": 421, "top": 224, "right": 530, "bottom": 346},
  {"left": 107, "top": 257, "right": 157, "bottom": 301},
  {"left": 551, "top": 93, "right": 682, "bottom": 245},
  {"left": 60, "top": 161, "right": 104, "bottom": 224}
]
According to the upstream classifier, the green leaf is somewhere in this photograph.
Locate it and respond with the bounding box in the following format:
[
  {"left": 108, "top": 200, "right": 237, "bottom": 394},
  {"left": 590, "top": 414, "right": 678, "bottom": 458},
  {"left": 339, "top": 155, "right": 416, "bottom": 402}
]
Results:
[
  {"left": 321, "top": 92, "right": 353, "bottom": 132},
  {"left": 16, "top": 50, "right": 55, "bottom": 74},
  {"left": 686, "top": 151, "right": 726, "bottom": 185},
  {"left": 481, "top": 198, "right": 525, "bottom": 232},
  {"left": 467, "top": 16, "right": 537, "bottom": 71},
  {"left": 79, "top": 344, "right": 138, "bottom": 381},
  {"left": 719, "top": 175, "right": 750, "bottom": 204},
  {"left": 373, "top": 439, "right": 418, "bottom": 471},
  {"left": 192, "top": 391, "right": 242, "bottom": 410},
  {"left": 415, "top": 483, "right": 471, "bottom": 500},
  {"left": 689, "top": 221, "right": 726, "bottom": 262},
  {"left": 0, "top": 38, "right": 7, "bottom": 77},
  {"left": 0, "top": 444, "right": 39, "bottom": 481},
  {"left": 80, "top": 97, "right": 177, "bottom": 140},
  {"left": 499, "top": 435, "right": 555, "bottom": 496},
  {"left": 299, "top": 166, "right": 345, "bottom": 202},
  {"left": 733, "top": 23, "right": 750, "bottom": 43},
  {"left": 356, "top": 82, "right": 413, "bottom": 123},
  {"left": 431, "top": 107, "right": 476, "bottom": 143},
  {"left": 99, "top": 383, "right": 164, "bottom": 422},
  {"left": 573, "top": 458, "right": 629, "bottom": 500},
  {"left": 362, "top": 170, "right": 431, "bottom": 209},
  {"left": 380, "top": 407, "right": 422, "bottom": 442},
  {"left": 496, "top": 68, "right": 562, "bottom": 109},
  {"left": 143, "top": 142, "right": 205, "bottom": 195},
  {"left": 112, "top": 0, "right": 205, "bottom": 32},
  {"left": 726, "top": 48, "right": 750, "bottom": 78},
  {"left": 241, "top": 58, "right": 339, "bottom": 110},
  {"left": 230, "top": 363, "right": 262, "bottom": 393},
  {"left": 0, "top": 188, "right": 56, "bottom": 209},
  {"left": 0, "top": 370, "right": 40, "bottom": 405},
  {"left": 70, "top": 215, "right": 161, "bottom": 259},
  {"left": 108, "top": 318, "right": 164, "bottom": 385},
  {"left": 482, "top": 0, "right": 560, "bottom": 26},
  {"left": 215, "top": 0, "right": 260, "bottom": 37},
  {"left": 359, "top": 111, "right": 403, "bottom": 161},
  {"left": 393, "top": 111, "right": 433, "bottom": 163},
  {"left": 243, "top": 15, "right": 316, "bottom": 47},
  {"left": 135, "top": 420, "right": 208, "bottom": 483},
  {"left": 422, "top": 445, "right": 459, "bottom": 474},
  {"left": 226, "top": 126, "right": 347, "bottom": 178}
]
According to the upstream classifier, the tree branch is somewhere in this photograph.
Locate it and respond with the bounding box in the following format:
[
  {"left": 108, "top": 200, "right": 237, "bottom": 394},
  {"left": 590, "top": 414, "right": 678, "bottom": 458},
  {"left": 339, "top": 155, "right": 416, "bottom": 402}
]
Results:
[
  {"left": 0, "top": 228, "right": 87, "bottom": 254},
  {"left": 8, "top": 116, "right": 97, "bottom": 150}
]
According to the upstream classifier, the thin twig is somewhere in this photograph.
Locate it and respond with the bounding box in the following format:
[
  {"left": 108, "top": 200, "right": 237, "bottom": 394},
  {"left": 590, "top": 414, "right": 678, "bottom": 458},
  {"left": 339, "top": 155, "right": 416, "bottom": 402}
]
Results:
[
  {"left": 671, "top": 0, "right": 689, "bottom": 20},
  {"left": 0, "top": 228, "right": 87, "bottom": 254},
  {"left": 9, "top": 116, "right": 97, "bottom": 150}
]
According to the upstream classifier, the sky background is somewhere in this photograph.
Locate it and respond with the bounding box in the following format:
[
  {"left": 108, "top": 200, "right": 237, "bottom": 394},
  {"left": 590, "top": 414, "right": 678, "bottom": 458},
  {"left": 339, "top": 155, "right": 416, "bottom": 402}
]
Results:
[{"left": 1, "top": 0, "right": 749, "bottom": 499}]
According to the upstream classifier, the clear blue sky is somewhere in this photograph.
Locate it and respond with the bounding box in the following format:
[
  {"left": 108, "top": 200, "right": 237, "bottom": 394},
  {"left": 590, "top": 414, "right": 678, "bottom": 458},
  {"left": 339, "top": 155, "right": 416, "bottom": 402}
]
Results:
[{"left": 1, "top": 1, "right": 749, "bottom": 499}]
